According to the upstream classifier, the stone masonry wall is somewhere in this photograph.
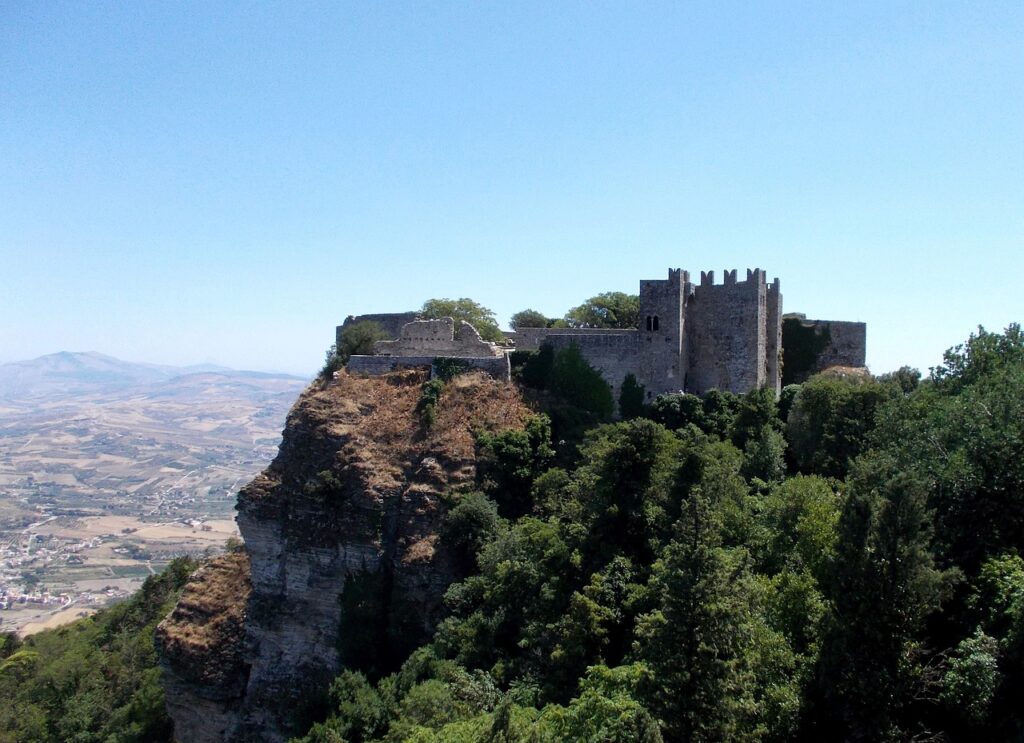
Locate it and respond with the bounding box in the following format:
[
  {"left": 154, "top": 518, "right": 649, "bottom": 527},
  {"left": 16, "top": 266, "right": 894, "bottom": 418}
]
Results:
[
  {"left": 765, "top": 279, "right": 783, "bottom": 395},
  {"left": 375, "top": 318, "right": 504, "bottom": 359},
  {"left": 811, "top": 320, "right": 867, "bottom": 370},
  {"left": 637, "top": 269, "right": 688, "bottom": 398},
  {"left": 508, "top": 327, "right": 632, "bottom": 351},
  {"left": 347, "top": 354, "right": 511, "bottom": 381},
  {"left": 686, "top": 269, "right": 767, "bottom": 395},
  {"left": 337, "top": 312, "right": 419, "bottom": 349}
]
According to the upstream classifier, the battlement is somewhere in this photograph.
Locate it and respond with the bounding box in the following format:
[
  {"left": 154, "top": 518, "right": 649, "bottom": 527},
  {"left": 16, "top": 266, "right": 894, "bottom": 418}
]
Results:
[{"left": 697, "top": 268, "right": 769, "bottom": 288}]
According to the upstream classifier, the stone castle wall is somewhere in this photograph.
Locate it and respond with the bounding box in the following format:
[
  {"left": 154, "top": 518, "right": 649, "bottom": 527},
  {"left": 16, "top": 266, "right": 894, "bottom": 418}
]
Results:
[
  {"left": 637, "top": 269, "right": 688, "bottom": 398},
  {"left": 507, "top": 326, "right": 632, "bottom": 350},
  {"left": 347, "top": 354, "right": 511, "bottom": 381},
  {"left": 375, "top": 318, "right": 504, "bottom": 359},
  {"left": 686, "top": 269, "right": 768, "bottom": 395},
  {"left": 766, "top": 279, "right": 783, "bottom": 395},
  {"left": 811, "top": 319, "right": 867, "bottom": 369},
  {"left": 338, "top": 266, "right": 863, "bottom": 403}
]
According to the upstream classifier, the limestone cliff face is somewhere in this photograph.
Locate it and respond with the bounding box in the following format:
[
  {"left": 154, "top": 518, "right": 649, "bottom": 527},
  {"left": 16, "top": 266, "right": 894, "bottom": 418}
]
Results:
[{"left": 158, "top": 369, "right": 532, "bottom": 742}]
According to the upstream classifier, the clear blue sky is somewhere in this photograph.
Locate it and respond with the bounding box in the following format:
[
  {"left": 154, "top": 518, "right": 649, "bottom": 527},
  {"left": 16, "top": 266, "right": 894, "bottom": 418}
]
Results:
[{"left": 2, "top": 2, "right": 1021, "bottom": 377}]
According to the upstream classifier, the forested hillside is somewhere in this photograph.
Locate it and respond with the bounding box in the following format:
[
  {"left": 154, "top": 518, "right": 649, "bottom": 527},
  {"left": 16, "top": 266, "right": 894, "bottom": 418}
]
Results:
[
  {"left": 0, "top": 558, "right": 196, "bottom": 742},
  {"left": 2, "top": 325, "right": 1021, "bottom": 742},
  {"left": 295, "top": 324, "right": 1024, "bottom": 742}
]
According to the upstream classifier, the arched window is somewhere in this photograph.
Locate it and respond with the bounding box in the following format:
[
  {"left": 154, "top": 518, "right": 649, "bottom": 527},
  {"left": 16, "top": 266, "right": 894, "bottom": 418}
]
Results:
[
  {"left": 653, "top": 315, "right": 660, "bottom": 331},
  {"left": 645, "top": 316, "right": 653, "bottom": 331}
]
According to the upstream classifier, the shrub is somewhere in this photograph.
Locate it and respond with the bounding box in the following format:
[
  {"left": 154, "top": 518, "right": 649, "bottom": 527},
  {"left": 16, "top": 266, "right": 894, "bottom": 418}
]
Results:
[
  {"left": 417, "top": 379, "right": 445, "bottom": 427},
  {"left": 433, "top": 358, "right": 470, "bottom": 382}
]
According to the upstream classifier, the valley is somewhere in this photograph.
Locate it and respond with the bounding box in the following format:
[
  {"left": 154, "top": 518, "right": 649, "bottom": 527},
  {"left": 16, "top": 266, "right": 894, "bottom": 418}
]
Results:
[{"left": 0, "top": 352, "right": 309, "bottom": 635}]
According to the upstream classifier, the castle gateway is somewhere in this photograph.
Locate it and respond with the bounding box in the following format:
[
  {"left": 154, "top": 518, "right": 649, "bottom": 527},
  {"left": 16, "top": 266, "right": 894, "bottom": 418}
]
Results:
[{"left": 341, "top": 267, "right": 866, "bottom": 401}]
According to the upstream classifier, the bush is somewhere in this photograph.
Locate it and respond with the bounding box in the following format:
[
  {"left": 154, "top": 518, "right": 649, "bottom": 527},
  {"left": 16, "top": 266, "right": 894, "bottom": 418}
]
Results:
[
  {"left": 476, "top": 415, "right": 554, "bottom": 517},
  {"left": 320, "top": 321, "right": 389, "bottom": 379},
  {"left": 433, "top": 358, "right": 470, "bottom": 382},
  {"left": 515, "top": 345, "right": 555, "bottom": 390},
  {"left": 417, "top": 379, "right": 445, "bottom": 427},
  {"left": 441, "top": 492, "right": 505, "bottom": 572}
]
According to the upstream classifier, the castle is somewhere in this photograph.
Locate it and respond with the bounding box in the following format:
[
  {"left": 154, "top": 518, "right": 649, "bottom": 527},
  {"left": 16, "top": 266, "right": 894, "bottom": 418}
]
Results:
[{"left": 341, "top": 267, "right": 866, "bottom": 402}]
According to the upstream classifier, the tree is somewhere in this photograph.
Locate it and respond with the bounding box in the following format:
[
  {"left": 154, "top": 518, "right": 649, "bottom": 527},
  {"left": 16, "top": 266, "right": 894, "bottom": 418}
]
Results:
[
  {"left": 440, "top": 492, "right": 505, "bottom": 573},
  {"left": 565, "top": 292, "right": 640, "bottom": 329},
  {"left": 635, "top": 490, "right": 758, "bottom": 741},
  {"left": 549, "top": 344, "right": 614, "bottom": 421},
  {"left": 618, "top": 374, "right": 646, "bottom": 420},
  {"left": 420, "top": 298, "right": 505, "bottom": 342},
  {"left": 321, "top": 321, "right": 389, "bottom": 379},
  {"left": 476, "top": 415, "right": 554, "bottom": 518},
  {"left": 869, "top": 325, "right": 1024, "bottom": 572},
  {"left": 510, "top": 309, "right": 551, "bottom": 330},
  {"left": 785, "top": 373, "right": 892, "bottom": 478},
  {"left": 811, "top": 458, "right": 944, "bottom": 740}
]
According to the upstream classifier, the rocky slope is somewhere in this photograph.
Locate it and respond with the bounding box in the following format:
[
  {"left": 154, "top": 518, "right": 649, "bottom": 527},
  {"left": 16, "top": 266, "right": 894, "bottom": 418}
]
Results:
[{"left": 157, "top": 369, "right": 532, "bottom": 742}]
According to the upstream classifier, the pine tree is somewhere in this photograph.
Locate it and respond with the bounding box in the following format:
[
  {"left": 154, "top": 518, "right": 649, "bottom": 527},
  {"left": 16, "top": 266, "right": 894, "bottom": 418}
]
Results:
[
  {"left": 635, "top": 488, "right": 757, "bottom": 741},
  {"left": 811, "top": 458, "right": 944, "bottom": 740}
]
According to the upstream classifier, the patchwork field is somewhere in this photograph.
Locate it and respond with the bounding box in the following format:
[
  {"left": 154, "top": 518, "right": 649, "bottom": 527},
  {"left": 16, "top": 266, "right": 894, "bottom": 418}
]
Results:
[{"left": 0, "top": 352, "right": 309, "bottom": 634}]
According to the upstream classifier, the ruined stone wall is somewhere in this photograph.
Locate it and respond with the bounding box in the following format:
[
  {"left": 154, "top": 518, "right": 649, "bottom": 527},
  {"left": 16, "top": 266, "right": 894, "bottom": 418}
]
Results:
[
  {"left": 812, "top": 320, "right": 866, "bottom": 369},
  {"left": 347, "top": 354, "right": 511, "bottom": 381},
  {"left": 337, "top": 312, "right": 419, "bottom": 348},
  {"left": 686, "top": 269, "right": 768, "bottom": 395},
  {"left": 374, "top": 318, "right": 504, "bottom": 359}
]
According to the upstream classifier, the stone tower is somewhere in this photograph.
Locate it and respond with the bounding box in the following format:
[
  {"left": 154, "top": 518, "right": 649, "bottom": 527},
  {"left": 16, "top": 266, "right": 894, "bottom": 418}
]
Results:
[
  {"left": 638, "top": 268, "right": 690, "bottom": 397},
  {"left": 685, "top": 268, "right": 782, "bottom": 396}
]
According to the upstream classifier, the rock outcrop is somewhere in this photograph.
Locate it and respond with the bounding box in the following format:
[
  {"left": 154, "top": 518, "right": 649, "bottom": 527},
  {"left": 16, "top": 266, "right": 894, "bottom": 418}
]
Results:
[
  {"left": 156, "top": 551, "right": 251, "bottom": 743},
  {"left": 158, "top": 369, "right": 532, "bottom": 742}
]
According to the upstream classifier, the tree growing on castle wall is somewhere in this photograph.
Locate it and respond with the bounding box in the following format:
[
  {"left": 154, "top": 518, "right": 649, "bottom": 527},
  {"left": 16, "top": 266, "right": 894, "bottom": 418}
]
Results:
[
  {"left": 565, "top": 292, "right": 640, "bottom": 329},
  {"left": 420, "top": 298, "right": 505, "bottom": 343}
]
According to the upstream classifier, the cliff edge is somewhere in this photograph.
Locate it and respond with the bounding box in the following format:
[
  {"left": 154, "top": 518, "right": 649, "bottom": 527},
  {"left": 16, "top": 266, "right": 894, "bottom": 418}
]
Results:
[{"left": 157, "top": 368, "right": 532, "bottom": 742}]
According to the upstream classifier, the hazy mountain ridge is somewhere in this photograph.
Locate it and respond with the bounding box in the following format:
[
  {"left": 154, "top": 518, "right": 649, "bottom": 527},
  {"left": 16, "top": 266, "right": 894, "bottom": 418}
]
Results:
[{"left": 0, "top": 351, "right": 304, "bottom": 401}]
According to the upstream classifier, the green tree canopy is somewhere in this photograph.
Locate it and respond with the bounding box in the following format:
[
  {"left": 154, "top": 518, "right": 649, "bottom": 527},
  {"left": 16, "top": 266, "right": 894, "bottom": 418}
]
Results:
[
  {"left": 565, "top": 292, "right": 640, "bottom": 329},
  {"left": 420, "top": 298, "right": 505, "bottom": 342},
  {"left": 509, "top": 309, "right": 551, "bottom": 330}
]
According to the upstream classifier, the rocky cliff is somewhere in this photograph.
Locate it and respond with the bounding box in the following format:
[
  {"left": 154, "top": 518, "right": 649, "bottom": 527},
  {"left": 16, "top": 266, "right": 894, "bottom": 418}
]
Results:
[{"left": 157, "top": 368, "right": 532, "bottom": 742}]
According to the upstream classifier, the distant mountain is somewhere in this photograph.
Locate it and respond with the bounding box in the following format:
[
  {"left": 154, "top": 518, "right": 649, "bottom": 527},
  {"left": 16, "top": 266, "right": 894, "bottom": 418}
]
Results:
[{"left": 0, "top": 352, "right": 306, "bottom": 400}]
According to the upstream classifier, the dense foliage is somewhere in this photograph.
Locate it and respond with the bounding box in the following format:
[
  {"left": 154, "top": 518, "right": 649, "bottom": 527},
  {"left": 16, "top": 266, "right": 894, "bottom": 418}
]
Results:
[
  {"left": 295, "top": 324, "right": 1024, "bottom": 742},
  {"left": 9, "top": 325, "right": 1022, "bottom": 742},
  {"left": 564, "top": 292, "right": 640, "bottom": 329},
  {"left": 0, "top": 557, "right": 197, "bottom": 743}
]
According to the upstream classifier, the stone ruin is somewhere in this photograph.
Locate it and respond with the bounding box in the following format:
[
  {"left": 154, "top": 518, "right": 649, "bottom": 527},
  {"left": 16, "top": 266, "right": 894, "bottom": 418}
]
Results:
[
  {"left": 374, "top": 318, "right": 504, "bottom": 359},
  {"left": 340, "top": 267, "right": 866, "bottom": 399},
  {"left": 346, "top": 317, "right": 510, "bottom": 380}
]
